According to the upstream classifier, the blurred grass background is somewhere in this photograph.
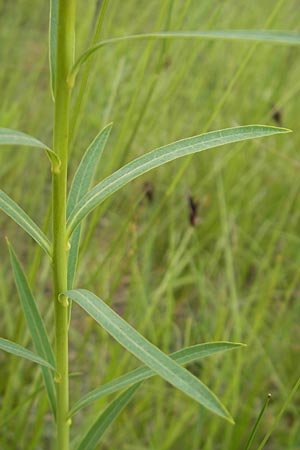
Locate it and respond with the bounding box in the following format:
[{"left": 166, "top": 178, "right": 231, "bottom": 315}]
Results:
[{"left": 0, "top": 0, "right": 300, "bottom": 448}]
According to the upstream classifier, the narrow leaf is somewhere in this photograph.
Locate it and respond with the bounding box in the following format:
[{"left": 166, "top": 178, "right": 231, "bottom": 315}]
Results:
[
  {"left": 8, "top": 242, "right": 56, "bottom": 416},
  {"left": 67, "top": 227, "right": 81, "bottom": 290},
  {"left": 256, "top": 376, "right": 300, "bottom": 450},
  {"left": 69, "top": 30, "right": 300, "bottom": 82},
  {"left": 244, "top": 394, "right": 271, "bottom": 450},
  {"left": 49, "top": 0, "right": 58, "bottom": 99},
  {"left": 66, "top": 289, "right": 233, "bottom": 422},
  {"left": 0, "top": 128, "right": 60, "bottom": 169},
  {"left": 76, "top": 384, "right": 140, "bottom": 450},
  {"left": 70, "top": 341, "right": 244, "bottom": 416},
  {"left": 0, "top": 190, "right": 52, "bottom": 257},
  {"left": 0, "top": 337, "right": 55, "bottom": 370},
  {"left": 67, "top": 125, "right": 290, "bottom": 237},
  {"left": 67, "top": 123, "right": 112, "bottom": 288},
  {"left": 67, "top": 123, "right": 112, "bottom": 216}
]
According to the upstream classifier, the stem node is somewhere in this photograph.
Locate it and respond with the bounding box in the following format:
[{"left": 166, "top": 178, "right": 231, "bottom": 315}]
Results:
[
  {"left": 58, "top": 294, "right": 69, "bottom": 308},
  {"left": 54, "top": 373, "right": 62, "bottom": 384}
]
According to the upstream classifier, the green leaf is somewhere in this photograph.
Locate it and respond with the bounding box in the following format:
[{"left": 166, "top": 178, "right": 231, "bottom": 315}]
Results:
[
  {"left": 256, "top": 376, "right": 300, "bottom": 450},
  {"left": 67, "top": 123, "right": 112, "bottom": 289},
  {"left": 8, "top": 242, "right": 56, "bottom": 416},
  {"left": 66, "top": 289, "right": 233, "bottom": 422},
  {"left": 0, "top": 337, "right": 55, "bottom": 370},
  {"left": 49, "top": 0, "right": 58, "bottom": 99},
  {"left": 70, "top": 341, "right": 244, "bottom": 416},
  {"left": 0, "top": 190, "right": 52, "bottom": 257},
  {"left": 69, "top": 30, "right": 300, "bottom": 82},
  {"left": 76, "top": 384, "right": 140, "bottom": 450},
  {"left": 67, "top": 227, "right": 80, "bottom": 290},
  {"left": 244, "top": 394, "right": 271, "bottom": 450},
  {"left": 0, "top": 128, "right": 60, "bottom": 169},
  {"left": 67, "top": 123, "right": 112, "bottom": 216},
  {"left": 67, "top": 125, "right": 290, "bottom": 237}
]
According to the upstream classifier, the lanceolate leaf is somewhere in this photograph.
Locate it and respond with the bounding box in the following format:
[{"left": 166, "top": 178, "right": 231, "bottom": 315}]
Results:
[
  {"left": 67, "top": 227, "right": 80, "bottom": 290},
  {"left": 49, "top": 0, "right": 58, "bottom": 99},
  {"left": 67, "top": 125, "right": 290, "bottom": 237},
  {"left": 66, "top": 289, "right": 233, "bottom": 422},
  {"left": 67, "top": 123, "right": 112, "bottom": 288},
  {"left": 8, "top": 242, "right": 56, "bottom": 416},
  {"left": 0, "top": 190, "right": 52, "bottom": 257},
  {"left": 76, "top": 384, "right": 140, "bottom": 450},
  {"left": 0, "top": 337, "right": 55, "bottom": 371},
  {"left": 70, "top": 341, "right": 244, "bottom": 416},
  {"left": 67, "top": 123, "right": 112, "bottom": 216},
  {"left": 0, "top": 128, "right": 60, "bottom": 169},
  {"left": 69, "top": 30, "right": 300, "bottom": 82}
]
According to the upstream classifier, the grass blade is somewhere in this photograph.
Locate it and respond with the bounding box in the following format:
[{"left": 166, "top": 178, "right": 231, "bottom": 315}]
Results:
[
  {"left": 0, "top": 190, "right": 52, "bottom": 257},
  {"left": 69, "top": 30, "right": 300, "bottom": 82},
  {"left": 67, "top": 123, "right": 112, "bottom": 288},
  {"left": 0, "top": 337, "right": 55, "bottom": 371},
  {"left": 66, "top": 289, "right": 233, "bottom": 422},
  {"left": 1, "top": 386, "right": 44, "bottom": 427},
  {"left": 49, "top": 0, "right": 58, "bottom": 99},
  {"left": 0, "top": 128, "right": 60, "bottom": 169},
  {"left": 7, "top": 241, "right": 56, "bottom": 416},
  {"left": 67, "top": 125, "right": 290, "bottom": 237},
  {"left": 256, "top": 376, "right": 300, "bottom": 450},
  {"left": 70, "top": 341, "right": 245, "bottom": 416},
  {"left": 244, "top": 394, "right": 271, "bottom": 450},
  {"left": 76, "top": 384, "right": 140, "bottom": 450}
]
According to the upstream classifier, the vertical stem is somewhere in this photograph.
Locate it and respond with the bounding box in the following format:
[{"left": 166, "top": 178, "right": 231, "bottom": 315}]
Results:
[{"left": 52, "top": 2, "right": 75, "bottom": 450}]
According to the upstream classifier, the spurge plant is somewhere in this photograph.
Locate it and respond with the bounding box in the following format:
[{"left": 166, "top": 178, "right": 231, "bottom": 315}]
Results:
[{"left": 0, "top": 1, "right": 297, "bottom": 449}]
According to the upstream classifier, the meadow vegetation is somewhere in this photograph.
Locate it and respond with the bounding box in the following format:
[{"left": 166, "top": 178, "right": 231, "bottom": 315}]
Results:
[{"left": 0, "top": 0, "right": 299, "bottom": 449}]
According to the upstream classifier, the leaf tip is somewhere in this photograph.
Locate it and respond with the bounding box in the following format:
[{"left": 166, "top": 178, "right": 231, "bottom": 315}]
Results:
[
  {"left": 228, "top": 415, "right": 235, "bottom": 425},
  {"left": 218, "top": 404, "right": 235, "bottom": 425},
  {"left": 103, "top": 121, "right": 113, "bottom": 135},
  {"left": 276, "top": 126, "right": 292, "bottom": 134},
  {"left": 253, "top": 124, "right": 292, "bottom": 134}
]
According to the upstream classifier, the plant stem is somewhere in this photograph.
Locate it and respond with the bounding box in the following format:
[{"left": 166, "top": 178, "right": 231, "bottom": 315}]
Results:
[{"left": 52, "top": 1, "right": 75, "bottom": 449}]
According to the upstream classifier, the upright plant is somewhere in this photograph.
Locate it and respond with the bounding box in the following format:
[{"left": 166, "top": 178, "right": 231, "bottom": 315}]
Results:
[{"left": 0, "top": 1, "right": 298, "bottom": 449}]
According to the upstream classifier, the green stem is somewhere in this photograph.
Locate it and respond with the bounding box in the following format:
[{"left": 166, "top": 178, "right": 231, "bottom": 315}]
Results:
[{"left": 52, "top": 1, "right": 75, "bottom": 449}]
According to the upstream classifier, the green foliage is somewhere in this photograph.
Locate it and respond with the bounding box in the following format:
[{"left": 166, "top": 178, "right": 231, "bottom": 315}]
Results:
[
  {"left": 76, "top": 384, "right": 141, "bottom": 450},
  {"left": 0, "top": 1, "right": 298, "bottom": 449},
  {"left": 65, "top": 289, "right": 234, "bottom": 422},
  {"left": 0, "top": 128, "right": 60, "bottom": 168},
  {"left": 0, "top": 191, "right": 52, "bottom": 256},
  {"left": 69, "top": 29, "right": 300, "bottom": 83},
  {"left": 67, "top": 125, "right": 290, "bottom": 237},
  {"left": 70, "top": 342, "right": 244, "bottom": 416},
  {"left": 49, "top": 0, "right": 58, "bottom": 98},
  {"left": 0, "top": 337, "right": 55, "bottom": 370},
  {"left": 67, "top": 123, "right": 112, "bottom": 288},
  {"left": 7, "top": 242, "right": 56, "bottom": 416},
  {"left": 244, "top": 394, "right": 271, "bottom": 450}
]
